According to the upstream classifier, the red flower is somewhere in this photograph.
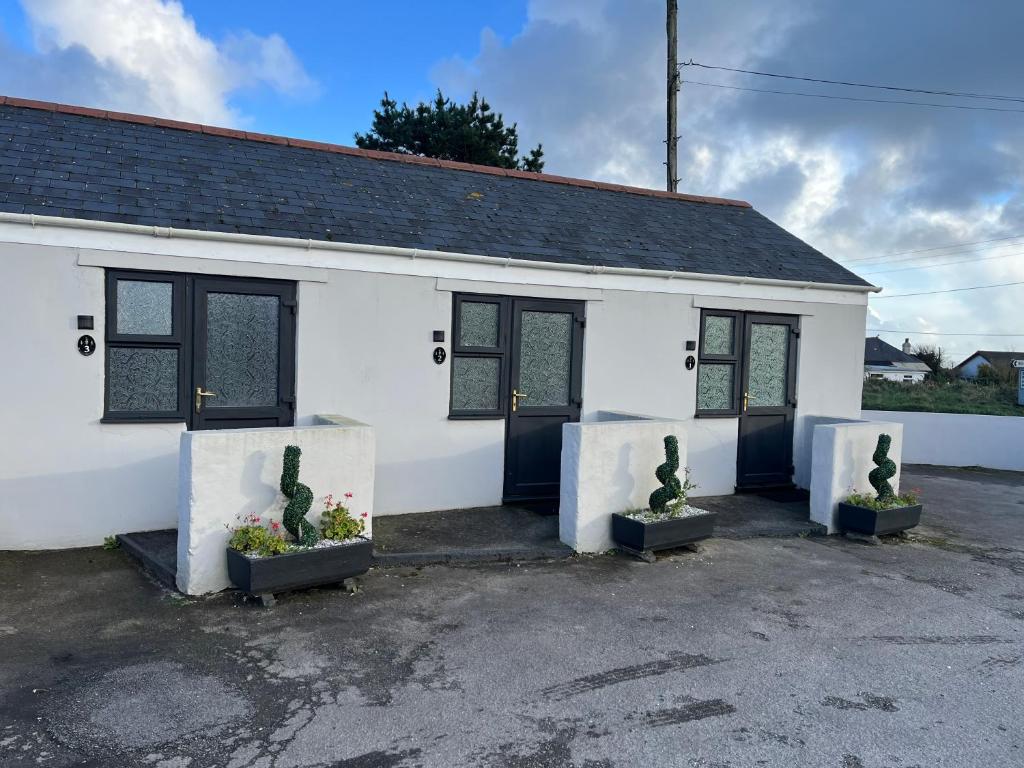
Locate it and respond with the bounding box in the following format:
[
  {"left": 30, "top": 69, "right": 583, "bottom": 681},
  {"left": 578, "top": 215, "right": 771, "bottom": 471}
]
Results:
[
  {"left": 360, "top": 512, "right": 368, "bottom": 518},
  {"left": 345, "top": 492, "right": 353, "bottom": 499}
]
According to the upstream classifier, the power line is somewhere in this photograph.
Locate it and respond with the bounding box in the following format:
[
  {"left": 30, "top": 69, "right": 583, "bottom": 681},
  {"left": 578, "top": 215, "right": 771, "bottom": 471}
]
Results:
[
  {"left": 867, "top": 328, "right": 1024, "bottom": 337},
  {"left": 877, "top": 232, "right": 1024, "bottom": 258},
  {"left": 843, "top": 235, "right": 1024, "bottom": 265},
  {"left": 872, "top": 279, "right": 1024, "bottom": 298},
  {"left": 680, "top": 61, "right": 1024, "bottom": 103},
  {"left": 681, "top": 79, "right": 1024, "bottom": 114},
  {"left": 858, "top": 249, "right": 1024, "bottom": 276}
]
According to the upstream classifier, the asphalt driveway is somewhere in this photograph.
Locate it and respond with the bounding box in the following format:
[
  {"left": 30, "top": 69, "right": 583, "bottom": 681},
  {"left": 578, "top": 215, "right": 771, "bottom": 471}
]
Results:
[{"left": 1, "top": 465, "right": 1021, "bottom": 767}]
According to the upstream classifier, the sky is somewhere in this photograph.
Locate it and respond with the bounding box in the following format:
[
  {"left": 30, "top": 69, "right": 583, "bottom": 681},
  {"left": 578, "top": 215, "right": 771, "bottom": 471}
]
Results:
[{"left": 1, "top": 0, "right": 1022, "bottom": 364}]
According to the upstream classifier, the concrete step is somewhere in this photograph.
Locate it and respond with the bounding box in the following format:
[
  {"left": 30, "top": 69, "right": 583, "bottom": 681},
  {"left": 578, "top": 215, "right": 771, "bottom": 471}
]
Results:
[{"left": 117, "top": 529, "right": 178, "bottom": 590}]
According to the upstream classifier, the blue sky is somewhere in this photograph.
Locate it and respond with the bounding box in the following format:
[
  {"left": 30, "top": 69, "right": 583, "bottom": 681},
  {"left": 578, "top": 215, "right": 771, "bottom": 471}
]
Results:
[
  {"left": 0, "top": 0, "right": 530, "bottom": 143},
  {"left": 2, "top": 0, "right": 1023, "bottom": 360}
]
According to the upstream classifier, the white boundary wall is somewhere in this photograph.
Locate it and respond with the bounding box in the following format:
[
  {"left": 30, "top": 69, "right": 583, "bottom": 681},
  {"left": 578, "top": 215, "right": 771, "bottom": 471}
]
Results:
[
  {"left": 177, "top": 415, "right": 374, "bottom": 595},
  {"left": 862, "top": 410, "right": 1024, "bottom": 472},
  {"left": 809, "top": 419, "right": 903, "bottom": 533},
  {"left": 560, "top": 412, "right": 688, "bottom": 553}
]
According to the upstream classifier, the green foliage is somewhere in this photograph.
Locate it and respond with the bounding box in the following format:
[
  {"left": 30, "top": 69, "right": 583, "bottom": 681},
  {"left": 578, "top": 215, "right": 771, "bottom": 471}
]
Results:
[
  {"left": 649, "top": 435, "right": 682, "bottom": 514},
  {"left": 102, "top": 535, "right": 119, "bottom": 550},
  {"left": 910, "top": 344, "right": 947, "bottom": 380},
  {"left": 228, "top": 522, "right": 289, "bottom": 557},
  {"left": 862, "top": 378, "right": 1022, "bottom": 417},
  {"left": 846, "top": 490, "right": 919, "bottom": 511},
  {"left": 355, "top": 90, "right": 544, "bottom": 172},
  {"left": 281, "top": 445, "right": 320, "bottom": 547},
  {"left": 320, "top": 493, "right": 366, "bottom": 541},
  {"left": 868, "top": 434, "right": 897, "bottom": 503}
]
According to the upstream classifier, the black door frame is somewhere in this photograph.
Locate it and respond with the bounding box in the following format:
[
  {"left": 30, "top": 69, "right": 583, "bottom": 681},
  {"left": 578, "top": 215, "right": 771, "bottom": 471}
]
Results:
[
  {"left": 502, "top": 297, "right": 586, "bottom": 502},
  {"left": 735, "top": 312, "right": 800, "bottom": 489},
  {"left": 190, "top": 276, "right": 297, "bottom": 431}
]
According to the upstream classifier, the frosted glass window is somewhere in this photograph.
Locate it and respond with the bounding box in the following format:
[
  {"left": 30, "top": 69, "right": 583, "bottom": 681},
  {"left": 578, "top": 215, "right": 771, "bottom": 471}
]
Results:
[
  {"left": 116, "top": 280, "right": 173, "bottom": 336},
  {"left": 459, "top": 301, "right": 500, "bottom": 347},
  {"left": 697, "top": 363, "right": 734, "bottom": 411},
  {"left": 452, "top": 357, "right": 500, "bottom": 410},
  {"left": 747, "top": 323, "right": 789, "bottom": 407},
  {"left": 518, "top": 311, "right": 572, "bottom": 406},
  {"left": 702, "top": 315, "right": 734, "bottom": 355},
  {"left": 107, "top": 348, "right": 178, "bottom": 412},
  {"left": 205, "top": 293, "right": 279, "bottom": 408}
]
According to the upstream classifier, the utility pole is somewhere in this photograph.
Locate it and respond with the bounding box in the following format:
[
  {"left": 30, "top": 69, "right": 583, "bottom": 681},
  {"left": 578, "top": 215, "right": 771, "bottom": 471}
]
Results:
[{"left": 666, "top": 0, "right": 679, "bottom": 192}]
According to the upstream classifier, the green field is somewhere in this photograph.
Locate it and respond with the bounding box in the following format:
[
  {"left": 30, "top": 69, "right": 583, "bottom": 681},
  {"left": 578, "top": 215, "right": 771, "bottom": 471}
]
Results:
[{"left": 862, "top": 378, "right": 1023, "bottom": 417}]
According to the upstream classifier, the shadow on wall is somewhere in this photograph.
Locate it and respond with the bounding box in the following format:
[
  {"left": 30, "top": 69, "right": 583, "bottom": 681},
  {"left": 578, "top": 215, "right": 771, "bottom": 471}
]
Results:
[
  {"left": 794, "top": 415, "right": 863, "bottom": 489},
  {"left": 0, "top": 452, "right": 179, "bottom": 549},
  {"left": 373, "top": 438, "right": 506, "bottom": 515}
]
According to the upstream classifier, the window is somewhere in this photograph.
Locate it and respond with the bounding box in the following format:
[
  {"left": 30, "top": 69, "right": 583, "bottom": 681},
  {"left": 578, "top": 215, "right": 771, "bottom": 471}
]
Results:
[
  {"left": 695, "top": 310, "right": 742, "bottom": 417},
  {"left": 449, "top": 294, "right": 509, "bottom": 418},
  {"left": 104, "top": 270, "right": 187, "bottom": 422}
]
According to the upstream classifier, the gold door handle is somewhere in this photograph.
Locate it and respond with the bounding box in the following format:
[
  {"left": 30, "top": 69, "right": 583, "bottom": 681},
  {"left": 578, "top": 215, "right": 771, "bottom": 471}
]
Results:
[
  {"left": 512, "top": 389, "right": 527, "bottom": 412},
  {"left": 743, "top": 391, "right": 749, "bottom": 412},
  {"left": 195, "top": 387, "right": 217, "bottom": 412}
]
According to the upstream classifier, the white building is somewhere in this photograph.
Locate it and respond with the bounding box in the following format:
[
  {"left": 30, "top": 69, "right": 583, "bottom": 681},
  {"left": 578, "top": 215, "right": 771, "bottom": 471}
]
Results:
[
  {"left": 863, "top": 337, "right": 930, "bottom": 383},
  {"left": 0, "top": 98, "right": 877, "bottom": 550}
]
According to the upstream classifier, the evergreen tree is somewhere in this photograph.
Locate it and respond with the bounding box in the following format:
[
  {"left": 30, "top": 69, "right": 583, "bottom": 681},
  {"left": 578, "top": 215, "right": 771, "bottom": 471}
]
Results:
[{"left": 355, "top": 90, "right": 544, "bottom": 172}]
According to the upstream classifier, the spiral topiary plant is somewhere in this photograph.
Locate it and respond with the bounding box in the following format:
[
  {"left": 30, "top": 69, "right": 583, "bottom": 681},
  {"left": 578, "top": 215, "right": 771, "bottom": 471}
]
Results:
[
  {"left": 649, "top": 435, "right": 682, "bottom": 514},
  {"left": 868, "top": 433, "right": 897, "bottom": 504},
  {"left": 281, "top": 445, "right": 320, "bottom": 547}
]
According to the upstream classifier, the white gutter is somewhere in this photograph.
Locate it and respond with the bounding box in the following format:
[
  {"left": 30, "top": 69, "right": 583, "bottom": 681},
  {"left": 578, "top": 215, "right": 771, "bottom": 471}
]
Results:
[{"left": 0, "top": 211, "right": 881, "bottom": 293}]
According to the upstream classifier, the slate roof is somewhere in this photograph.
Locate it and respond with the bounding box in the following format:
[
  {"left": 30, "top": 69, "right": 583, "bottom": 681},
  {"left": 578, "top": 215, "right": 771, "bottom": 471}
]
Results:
[
  {"left": 0, "top": 98, "right": 871, "bottom": 287},
  {"left": 864, "top": 337, "right": 930, "bottom": 370},
  {"left": 955, "top": 350, "right": 1024, "bottom": 370}
]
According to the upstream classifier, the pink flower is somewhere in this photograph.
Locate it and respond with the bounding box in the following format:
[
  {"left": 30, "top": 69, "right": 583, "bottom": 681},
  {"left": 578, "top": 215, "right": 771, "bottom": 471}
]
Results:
[
  {"left": 360, "top": 512, "right": 368, "bottom": 518},
  {"left": 345, "top": 492, "right": 353, "bottom": 499}
]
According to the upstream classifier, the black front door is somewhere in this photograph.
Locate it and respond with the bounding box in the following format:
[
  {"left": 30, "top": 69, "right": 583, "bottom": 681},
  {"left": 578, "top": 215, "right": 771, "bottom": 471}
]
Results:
[
  {"left": 503, "top": 298, "right": 585, "bottom": 501},
  {"left": 191, "top": 277, "right": 296, "bottom": 430},
  {"left": 736, "top": 313, "right": 799, "bottom": 488}
]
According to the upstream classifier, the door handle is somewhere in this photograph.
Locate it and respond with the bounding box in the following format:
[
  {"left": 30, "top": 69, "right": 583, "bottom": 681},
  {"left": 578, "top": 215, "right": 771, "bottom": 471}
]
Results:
[
  {"left": 742, "top": 391, "right": 749, "bottom": 412},
  {"left": 512, "top": 388, "right": 527, "bottom": 412},
  {"left": 195, "top": 387, "right": 217, "bottom": 412}
]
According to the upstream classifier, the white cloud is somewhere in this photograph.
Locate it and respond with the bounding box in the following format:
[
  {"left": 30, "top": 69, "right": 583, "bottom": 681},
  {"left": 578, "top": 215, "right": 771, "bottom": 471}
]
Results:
[{"left": 1, "top": 0, "right": 316, "bottom": 125}]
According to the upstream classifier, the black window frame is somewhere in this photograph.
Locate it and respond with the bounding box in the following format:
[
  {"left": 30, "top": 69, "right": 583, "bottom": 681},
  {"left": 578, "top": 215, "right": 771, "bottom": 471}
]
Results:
[
  {"left": 449, "top": 293, "right": 510, "bottom": 419},
  {"left": 694, "top": 309, "right": 743, "bottom": 417},
  {"left": 103, "top": 269, "right": 189, "bottom": 423}
]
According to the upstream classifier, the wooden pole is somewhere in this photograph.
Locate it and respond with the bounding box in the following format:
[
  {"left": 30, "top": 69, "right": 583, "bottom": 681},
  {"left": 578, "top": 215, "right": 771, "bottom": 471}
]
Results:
[{"left": 666, "top": 0, "right": 678, "bottom": 192}]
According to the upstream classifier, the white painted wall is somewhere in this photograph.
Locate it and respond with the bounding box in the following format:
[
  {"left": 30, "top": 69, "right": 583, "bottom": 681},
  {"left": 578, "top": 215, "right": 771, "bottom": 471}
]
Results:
[
  {"left": 177, "top": 415, "right": 374, "bottom": 595},
  {"left": 809, "top": 420, "right": 903, "bottom": 533},
  {"left": 864, "top": 369, "right": 926, "bottom": 383},
  {"left": 0, "top": 245, "right": 183, "bottom": 549},
  {"left": 957, "top": 355, "right": 988, "bottom": 380},
  {"left": 559, "top": 412, "right": 688, "bottom": 553},
  {"left": 0, "top": 223, "right": 869, "bottom": 549},
  {"left": 862, "top": 410, "right": 1024, "bottom": 471}
]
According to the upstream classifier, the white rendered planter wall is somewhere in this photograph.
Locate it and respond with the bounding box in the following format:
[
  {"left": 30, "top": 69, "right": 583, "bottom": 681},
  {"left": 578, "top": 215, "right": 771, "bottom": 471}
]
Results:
[
  {"left": 559, "top": 412, "right": 688, "bottom": 553},
  {"left": 809, "top": 419, "right": 903, "bottom": 533},
  {"left": 177, "top": 415, "right": 375, "bottom": 595}
]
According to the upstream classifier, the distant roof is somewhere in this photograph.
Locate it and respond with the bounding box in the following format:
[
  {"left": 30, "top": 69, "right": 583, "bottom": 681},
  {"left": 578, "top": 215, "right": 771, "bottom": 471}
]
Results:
[
  {"left": 864, "top": 337, "right": 930, "bottom": 370},
  {"left": 955, "top": 350, "right": 1024, "bottom": 369},
  {"left": 0, "top": 97, "right": 872, "bottom": 287}
]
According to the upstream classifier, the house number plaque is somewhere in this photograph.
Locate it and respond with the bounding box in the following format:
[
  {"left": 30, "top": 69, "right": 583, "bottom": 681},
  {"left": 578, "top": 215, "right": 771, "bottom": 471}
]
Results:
[
  {"left": 685, "top": 355, "right": 696, "bottom": 370},
  {"left": 433, "top": 347, "right": 446, "bottom": 365},
  {"left": 78, "top": 334, "right": 96, "bottom": 356}
]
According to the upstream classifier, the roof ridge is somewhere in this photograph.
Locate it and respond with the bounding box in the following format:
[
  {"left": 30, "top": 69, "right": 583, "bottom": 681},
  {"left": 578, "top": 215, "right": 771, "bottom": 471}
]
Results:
[{"left": 0, "top": 94, "right": 751, "bottom": 209}]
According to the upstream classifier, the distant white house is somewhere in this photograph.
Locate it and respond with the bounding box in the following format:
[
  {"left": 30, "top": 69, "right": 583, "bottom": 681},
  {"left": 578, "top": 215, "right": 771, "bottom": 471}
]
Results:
[
  {"left": 863, "top": 337, "right": 930, "bottom": 383},
  {"left": 955, "top": 350, "right": 1024, "bottom": 380}
]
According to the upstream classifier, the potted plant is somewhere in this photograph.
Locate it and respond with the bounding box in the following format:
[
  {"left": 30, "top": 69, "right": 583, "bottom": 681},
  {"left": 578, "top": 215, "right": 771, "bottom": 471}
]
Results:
[
  {"left": 837, "top": 433, "right": 922, "bottom": 536},
  {"left": 612, "top": 435, "right": 715, "bottom": 557},
  {"left": 226, "top": 445, "right": 372, "bottom": 603}
]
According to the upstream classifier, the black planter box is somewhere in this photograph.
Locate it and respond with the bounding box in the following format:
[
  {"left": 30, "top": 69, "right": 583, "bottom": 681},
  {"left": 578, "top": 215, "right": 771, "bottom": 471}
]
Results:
[
  {"left": 612, "top": 510, "right": 716, "bottom": 552},
  {"left": 226, "top": 537, "right": 372, "bottom": 596},
  {"left": 837, "top": 502, "right": 922, "bottom": 536}
]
